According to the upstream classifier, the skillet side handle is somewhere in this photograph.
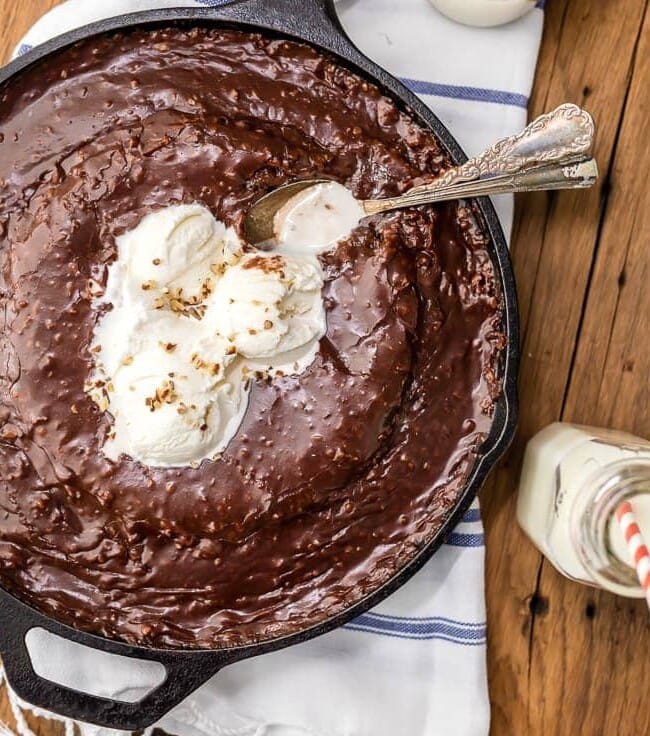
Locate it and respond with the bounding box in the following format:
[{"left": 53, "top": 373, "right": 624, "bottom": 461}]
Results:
[
  {"left": 0, "top": 594, "right": 232, "bottom": 732},
  {"left": 209, "top": 0, "right": 356, "bottom": 55}
]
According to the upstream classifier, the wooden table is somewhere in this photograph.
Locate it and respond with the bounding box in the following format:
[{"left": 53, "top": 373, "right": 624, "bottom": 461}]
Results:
[{"left": 0, "top": 1, "right": 648, "bottom": 734}]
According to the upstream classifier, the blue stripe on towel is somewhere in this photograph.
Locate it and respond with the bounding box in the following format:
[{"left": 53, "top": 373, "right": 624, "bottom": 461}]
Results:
[
  {"left": 461, "top": 507, "right": 481, "bottom": 523},
  {"left": 344, "top": 626, "right": 486, "bottom": 645},
  {"left": 357, "top": 611, "right": 484, "bottom": 627},
  {"left": 400, "top": 77, "right": 529, "bottom": 109},
  {"left": 445, "top": 532, "right": 485, "bottom": 548},
  {"left": 345, "top": 612, "right": 486, "bottom": 644},
  {"left": 194, "top": 0, "right": 239, "bottom": 6}
]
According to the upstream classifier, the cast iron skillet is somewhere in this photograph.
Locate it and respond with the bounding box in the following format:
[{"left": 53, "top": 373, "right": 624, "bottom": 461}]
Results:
[{"left": 0, "top": 0, "right": 519, "bottom": 729}]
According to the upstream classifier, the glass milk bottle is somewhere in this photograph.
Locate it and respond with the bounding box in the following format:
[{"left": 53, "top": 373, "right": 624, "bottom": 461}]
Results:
[
  {"left": 427, "top": 0, "right": 536, "bottom": 27},
  {"left": 517, "top": 422, "right": 650, "bottom": 597}
]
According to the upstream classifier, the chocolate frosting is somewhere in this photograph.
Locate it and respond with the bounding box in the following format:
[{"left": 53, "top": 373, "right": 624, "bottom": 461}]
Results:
[{"left": 0, "top": 27, "right": 504, "bottom": 648}]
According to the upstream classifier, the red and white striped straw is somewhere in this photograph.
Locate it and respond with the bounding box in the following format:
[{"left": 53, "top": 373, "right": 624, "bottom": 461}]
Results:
[{"left": 616, "top": 500, "right": 650, "bottom": 610}]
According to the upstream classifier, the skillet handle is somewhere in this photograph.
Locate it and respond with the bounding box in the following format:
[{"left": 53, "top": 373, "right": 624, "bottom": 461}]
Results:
[
  {"left": 0, "top": 592, "right": 235, "bottom": 731},
  {"left": 209, "top": 0, "right": 356, "bottom": 56}
]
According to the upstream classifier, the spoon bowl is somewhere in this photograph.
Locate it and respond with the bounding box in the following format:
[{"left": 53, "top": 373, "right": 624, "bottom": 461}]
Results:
[{"left": 244, "top": 178, "right": 331, "bottom": 246}]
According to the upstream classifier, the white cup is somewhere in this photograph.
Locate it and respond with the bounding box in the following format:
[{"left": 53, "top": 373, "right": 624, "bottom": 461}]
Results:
[{"left": 427, "top": 0, "right": 537, "bottom": 27}]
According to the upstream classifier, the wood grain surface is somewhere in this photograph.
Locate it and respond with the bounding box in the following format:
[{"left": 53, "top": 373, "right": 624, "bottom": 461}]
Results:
[{"left": 0, "top": 2, "right": 648, "bottom": 734}]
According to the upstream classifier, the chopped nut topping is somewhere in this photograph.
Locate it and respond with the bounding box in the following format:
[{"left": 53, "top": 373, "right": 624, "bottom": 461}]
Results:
[
  {"left": 154, "top": 289, "right": 207, "bottom": 319},
  {"left": 160, "top": 342, "right": 177, "bottom": 353},
  {"left": 263, "top": 320, "right": 273, "bottom": 330},
  {"left": 200, "top": 278, "right": 214, "bottom": 300},
  {"left": 141, "top": 280, "right": 158, "bottom": 291},
  {"left": 280, "top": 304, "right": 298, "bottom": 319},
  {"left": 84, "top": 378, "right": 105, "bottom": 392},
  {"left": 191, "top": 352, "right": 208, "bottom": 371},
  {"left": 188, "top": 304, "right": 207, "bottom": 320},
  {"left": 242, "top": 254, "right": 285, "bottom": 274},
  {"left": 145, "top": 379, "right": 178, "bottom": 412}
]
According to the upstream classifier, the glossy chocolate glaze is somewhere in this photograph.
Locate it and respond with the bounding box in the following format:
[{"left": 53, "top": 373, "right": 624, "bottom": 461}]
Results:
[{"left": 0, "top": 27, "right": 504, "bottom": 648}]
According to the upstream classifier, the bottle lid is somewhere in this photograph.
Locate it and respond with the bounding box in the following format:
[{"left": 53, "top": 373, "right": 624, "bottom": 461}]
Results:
[{"left": 427, "top": 0, "right": 537, "bottom": 27}]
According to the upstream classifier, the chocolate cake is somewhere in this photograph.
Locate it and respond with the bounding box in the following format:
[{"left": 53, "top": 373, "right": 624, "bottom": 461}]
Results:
[{"left": 0, "top": 26, "right": 504, "bottom": 648}]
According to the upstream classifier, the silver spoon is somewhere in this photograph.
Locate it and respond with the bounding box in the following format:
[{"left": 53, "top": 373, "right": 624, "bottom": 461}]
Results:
[{"left": 244, "top": 103, "right": 598, "bottom": 246}]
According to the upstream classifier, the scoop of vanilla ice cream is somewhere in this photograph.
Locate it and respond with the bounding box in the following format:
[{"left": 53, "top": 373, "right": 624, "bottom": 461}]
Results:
[
  {"left": 92, "top": 307, "right": 233, "bottom": 383},
  {"left": 204, "top": 252, "right": 325, "bottom": 360},
  {"left": 88, "top": 203, "right": 326, "bottom": 467},
  {"left": 106, "top": 351, "right": 214, "bottom": 465},
  {"left": 103, "top": 335, "right": 241, "bottom": 466},
  {"left": 118, "top": 203, "right": 240, "bottom": 300}
]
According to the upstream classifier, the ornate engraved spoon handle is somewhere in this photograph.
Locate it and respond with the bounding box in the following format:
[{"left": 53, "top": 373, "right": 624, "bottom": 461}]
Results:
[
  {"left": 363, "top": 103, "right": 596, "bottom": 216},
  {"left": 363, "top": 158, "right": 598, "bottom": 215}
]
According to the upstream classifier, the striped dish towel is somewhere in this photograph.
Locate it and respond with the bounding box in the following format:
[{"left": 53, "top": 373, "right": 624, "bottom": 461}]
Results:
[{"left": 2, "top": 2, "right": 543, "bottom": 735}]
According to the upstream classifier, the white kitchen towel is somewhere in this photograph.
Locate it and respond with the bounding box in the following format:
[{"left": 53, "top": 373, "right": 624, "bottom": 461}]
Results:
[{"left": 1, "top": 2, "right": 544, "bottom": 735}]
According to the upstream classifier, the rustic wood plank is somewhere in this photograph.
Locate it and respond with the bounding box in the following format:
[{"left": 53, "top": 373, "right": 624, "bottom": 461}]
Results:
[
  {"left": 0, "top": 682, "right": 66, "bottom": 736},
  {"left": 528, "top": 7, "right": 650, "bottom": 736},
  {"left": 0, "top": 0, "right": 59, "bottom": 63},
  {"left": 563, "top": 13, "right": 650, "bottom": 435},
  {"left": 0, "top": 687, "right": 18, "bottom": 735},
  {"left": 482, "top": 0, "right": 649, "bottom": 734},
  {"left": 508, "top": 0, "right": 570, "bottom": 336}
]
